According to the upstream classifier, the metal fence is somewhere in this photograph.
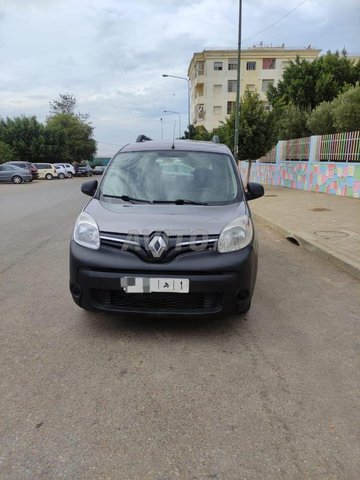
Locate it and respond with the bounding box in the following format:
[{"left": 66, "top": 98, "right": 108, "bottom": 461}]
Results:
[
  {"left": 257, "top": 146, "right": 276, "bottom": 163},
  {"left": 317, "top": 131, "right": 360, "bottom": 162},
  {"left": 285, "top": 137, "right": 310, "bottom": 161}
]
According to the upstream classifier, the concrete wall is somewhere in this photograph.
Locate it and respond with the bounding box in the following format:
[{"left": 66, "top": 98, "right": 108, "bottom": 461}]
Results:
[
  {"left": 240, "top": 136, "right": 360, "bottom": 198},
  {"left": 240, "top": 161, "right": 360, "bottom": 198}
]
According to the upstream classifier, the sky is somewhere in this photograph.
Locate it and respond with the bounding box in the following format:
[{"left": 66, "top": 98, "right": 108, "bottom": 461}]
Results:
[{"left": 0, "top": 0, "right": 359, "bottom": 157}]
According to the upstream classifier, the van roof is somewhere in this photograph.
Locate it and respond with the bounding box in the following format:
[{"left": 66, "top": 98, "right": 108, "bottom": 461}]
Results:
[{"left": 119, "top": 139, "right": 232, "bottom": 155}]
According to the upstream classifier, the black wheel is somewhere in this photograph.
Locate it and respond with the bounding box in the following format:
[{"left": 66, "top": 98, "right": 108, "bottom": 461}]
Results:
[
  {"left": 68, "top": 172, "right": 73, "bottom": 178},
  {"left": 45, "top": 173, "right": 53, "bottom": 180},
  {"left": 29, "top": 178, "right": 33, "bottom": 182},
  {"left": 58, "top": 173, "right": 65, "bottom": 179},
  {"left": 12, "top": 175, "right": 22, "bottom": 184}
]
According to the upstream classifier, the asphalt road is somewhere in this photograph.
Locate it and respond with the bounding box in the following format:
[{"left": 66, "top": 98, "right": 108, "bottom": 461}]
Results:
[{"left": 1, "top": 178, "right": 359, "bottom": 480}]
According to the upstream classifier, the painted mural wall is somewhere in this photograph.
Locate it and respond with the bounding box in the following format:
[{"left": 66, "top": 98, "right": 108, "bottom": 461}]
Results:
[{"left": 240, "top": 162, "right": 360, "bottom": 198}]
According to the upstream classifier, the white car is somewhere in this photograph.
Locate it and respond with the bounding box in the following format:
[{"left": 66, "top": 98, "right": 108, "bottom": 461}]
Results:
[
  {"left": 54, "top": 163, "right": 75, "bottom": 178},
  {"left": 54, "top": 165, "right": 69, "bottom": 179}
]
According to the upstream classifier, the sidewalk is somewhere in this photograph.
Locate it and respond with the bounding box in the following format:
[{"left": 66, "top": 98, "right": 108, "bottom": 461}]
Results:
[{"left": 249, "top": 185, "right": 360, "bottom": 281}]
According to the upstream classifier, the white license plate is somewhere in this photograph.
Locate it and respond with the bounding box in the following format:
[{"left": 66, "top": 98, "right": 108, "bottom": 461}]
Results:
[{"left": 121, "top": 277, "right": 189, "bottom": 294}]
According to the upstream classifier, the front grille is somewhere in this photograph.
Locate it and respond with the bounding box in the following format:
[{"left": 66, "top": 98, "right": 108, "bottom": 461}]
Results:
[
  {"left": 90, "top": 289, "right": 222, "bottom": 313},
  {"left": 100, "top": 231, "right": 218, "bottom": 263}
]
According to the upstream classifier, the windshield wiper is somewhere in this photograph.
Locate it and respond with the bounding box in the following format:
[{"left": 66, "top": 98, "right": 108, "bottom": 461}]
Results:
[
  {"left": 102, "top": 194, "right": 152, "bottom": 204},
  {"left": 152, "top": 199, "right": 208, "bottom": 205}
]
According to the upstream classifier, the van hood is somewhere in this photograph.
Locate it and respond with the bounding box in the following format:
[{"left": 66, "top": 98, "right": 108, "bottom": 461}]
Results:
[{"left": 84, "top": 198, "right": 248, "bottom": 236}]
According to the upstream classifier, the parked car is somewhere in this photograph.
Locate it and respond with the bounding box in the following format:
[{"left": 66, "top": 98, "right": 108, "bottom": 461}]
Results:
[
  {"left": 0, "top": 164, "right": 33, "bottom": 184},
  {"left": 93, "top": 165, "right": 106, "bottom": 175},
  {"left": 54, "top": 163, "right": 75, "bottom": 177},
  {"left": 33, "top": 163, "right": 58, "bottom": 180},
  {"left": 75, "top": 164, "right": 93, "bottom": 177},
  {"left": 54, "top": 165, "right": 69, "bottom": 179},
  {"left": 6, "top": 161, "right": 38, "bottom": 180},
  {"left": 70, "top": 135, "right": 264, "bottom": 317}
]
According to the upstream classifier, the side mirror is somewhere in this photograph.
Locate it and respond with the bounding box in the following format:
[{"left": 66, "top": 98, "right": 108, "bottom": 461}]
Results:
[
  {"left": 245, "top": 182, "right": 264, "bottom": 201},
  {"left": 81, "top": 179, "right": 98, "bottom": 197}
]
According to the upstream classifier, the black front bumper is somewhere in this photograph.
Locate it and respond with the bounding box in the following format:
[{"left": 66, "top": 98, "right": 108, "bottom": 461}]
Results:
[{"left": 69, "top": 240, "right": 258, "bottom": 316}]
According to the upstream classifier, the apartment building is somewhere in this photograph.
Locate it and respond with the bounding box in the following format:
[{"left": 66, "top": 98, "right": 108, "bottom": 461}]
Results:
[{"left": 188, "top": 46, "right": 321, "bottom": 132}]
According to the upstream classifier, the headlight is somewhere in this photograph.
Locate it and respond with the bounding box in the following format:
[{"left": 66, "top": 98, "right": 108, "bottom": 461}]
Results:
[
  {"left": 218, "top": 215, "right": 253, "bottom": 253},
  {"left": 73, "top": 212, "right": 100, "bottom": 250}
]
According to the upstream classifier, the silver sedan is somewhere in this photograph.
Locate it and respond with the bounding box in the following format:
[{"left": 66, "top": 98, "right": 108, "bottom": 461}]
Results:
[{"left": 0, "top": 164, "right": 33, "bottom": 183}]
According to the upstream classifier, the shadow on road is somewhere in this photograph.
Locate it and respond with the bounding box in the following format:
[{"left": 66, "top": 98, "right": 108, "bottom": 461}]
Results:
[{"left": 77, "top": 309, "right": 250, "bottom": 339}]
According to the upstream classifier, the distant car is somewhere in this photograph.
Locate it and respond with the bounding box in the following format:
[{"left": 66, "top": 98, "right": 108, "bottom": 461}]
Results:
[
  {"left": 54, "top": 163, "right": 75, "bottom": 177},
  {"left": 75, "top": 164, "right": 93, "bottom": 177},
  {"left": 54, "top": 165, "right": 69, "bottom": 179},
  {"left": 0, "top": 164, "right": 33, "bottom": 184},
  {"left": 33, "top": 163, "right": 58, "bottom": 180},
  {"left": 93, "top": 165, "right": 106, "bottom": 175},
  {"left": 6, "top": 161, "right": 38, "bottom": 180}
]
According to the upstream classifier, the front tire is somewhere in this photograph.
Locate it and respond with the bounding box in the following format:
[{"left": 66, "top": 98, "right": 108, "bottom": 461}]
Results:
[
  {"left": 58, "top": 173, "right": 65, "bottom": 179},
  {"left": 12, "top": 175, "right": 22, "bottom": 184},
  {"left": 45, "top": 173, "right": 53, "bottom": 180}
]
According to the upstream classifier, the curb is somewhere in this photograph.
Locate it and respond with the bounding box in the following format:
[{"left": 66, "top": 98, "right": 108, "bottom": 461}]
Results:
[{"left": 252, "top": 212, "right": 360, "bottom": 281}]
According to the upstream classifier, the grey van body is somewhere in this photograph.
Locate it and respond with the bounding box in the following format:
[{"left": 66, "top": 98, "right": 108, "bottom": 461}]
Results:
[{"left": 69, "top": 138, "right": 264, "bottom": 316}]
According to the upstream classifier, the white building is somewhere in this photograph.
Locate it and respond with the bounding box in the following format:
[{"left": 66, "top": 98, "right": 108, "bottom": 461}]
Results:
[{"left": 188, "top": 46, "right": 321, "bottom": 132}]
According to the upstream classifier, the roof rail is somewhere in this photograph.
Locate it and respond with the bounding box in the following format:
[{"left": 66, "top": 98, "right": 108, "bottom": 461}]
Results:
[
  {"left": 136, "top": 134, "right": 153, "bottom": 143},
  {"left": 212, "top": 135, "right": 220, "bottom": 143}
]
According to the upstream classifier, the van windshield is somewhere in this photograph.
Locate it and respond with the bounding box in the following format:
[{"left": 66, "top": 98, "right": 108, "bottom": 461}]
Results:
[{"left": 100, "top": 150, "right": 240, "bottom": 205}]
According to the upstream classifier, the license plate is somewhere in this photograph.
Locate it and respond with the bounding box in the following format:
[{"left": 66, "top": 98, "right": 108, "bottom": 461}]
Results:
[{"left": 121, "top": 277, "right": 189, "bottom": 294}]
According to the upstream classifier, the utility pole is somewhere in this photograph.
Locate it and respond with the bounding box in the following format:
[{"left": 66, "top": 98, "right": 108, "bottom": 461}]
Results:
[{"left": 234, "top": 0, "right": 242, "bottom": 162}]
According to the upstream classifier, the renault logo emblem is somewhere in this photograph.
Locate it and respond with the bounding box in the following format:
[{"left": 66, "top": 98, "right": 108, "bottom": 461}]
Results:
[{"left": 148, "top": 235, "right": 167, "bottom": 258}]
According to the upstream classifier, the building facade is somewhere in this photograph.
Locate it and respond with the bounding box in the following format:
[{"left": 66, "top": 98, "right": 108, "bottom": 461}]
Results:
[{"left": 188, "top": 46, "right": 321, "bottom": 132}]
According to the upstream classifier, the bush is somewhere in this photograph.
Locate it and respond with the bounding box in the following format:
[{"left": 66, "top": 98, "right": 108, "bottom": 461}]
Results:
[
  {"left": 333, "top": 84, "right": 360, "bottom": 132},
  {"left": 307, "top": 101, "right": 336, "bottom": 135}
]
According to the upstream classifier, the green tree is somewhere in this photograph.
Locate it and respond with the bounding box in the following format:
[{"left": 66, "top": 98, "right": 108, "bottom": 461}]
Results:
[
  {"left": 0, "top": 140, "right": 15, "bottom": 164},
  {"left": 332, "top": 83, "right": 360, "bottom": 132},
  {"left": 183, "top": 124, "right": 211, "bottom": 140},
  {"left": 49, "top": 93, "right": 77, "bottom": 116},
  {"left": 0, "top": 116, "right": 46, "bottom": 162},
  {"left": 307, "top": 101, "right": 336, "bottom": 135},
  {"left": 215, "top": 91, "right": 274, "bottom": 183},
  {"left": 45, "top": 114, "right": 96, "bottom": 163},
  {"left": 275, "top": 103, "right": 310, "bottom": 139},
  {"left": 49, "top": 93, "right": 90, "bottom": 123},
  {"left": 268, "top": 51, "right": 360, "bottom": 110}
]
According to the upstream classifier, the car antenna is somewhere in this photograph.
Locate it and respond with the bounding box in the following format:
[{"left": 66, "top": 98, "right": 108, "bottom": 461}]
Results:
[{"left": 171, "top": 121, "right": 176, "bottom": 149}]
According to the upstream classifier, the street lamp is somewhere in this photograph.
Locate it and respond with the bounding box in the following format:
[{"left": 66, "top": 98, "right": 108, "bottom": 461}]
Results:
[
  {"left": 163, "top": 110, "right": 181, "bottom": 138},
  {"left": 162, "top": 74, "right": 190, "bottom": 138}
]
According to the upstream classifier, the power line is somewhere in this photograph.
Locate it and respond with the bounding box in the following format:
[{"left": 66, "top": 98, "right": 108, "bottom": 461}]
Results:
[{"left": 243, "top": 0, "right": 307, "bottom": 44}]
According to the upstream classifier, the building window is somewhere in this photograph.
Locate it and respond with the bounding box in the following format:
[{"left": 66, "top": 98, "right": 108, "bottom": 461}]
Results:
[
  {"left": 228, "top": 59, "right": 238, "bottom": 70},
  {"left": 196, "top": 61, "right": 204, "bottom": 75},
  {"left": 263, "top": 58, "right": 276, "bottom": 69},
  {"left": 246, "top": 84, "right": 256, "bottom": 92},
  {"left": 246, "top": 61, "right": 256, "bottom": 70},
  {"left": 213, "top": 84, "right": 222, "bottom": 94},
  {"left": 195, "top": 85, "right": 204, "bottom": 98},
  {"left": 228, "top": 80, "right": 237, "bottom": 92},
  {"left": 227, "top": 101, "right": 236, "bottom": 114},
  {"left": 262, "top": 79, "right": 274, "bottom": 92},
  {"left": 213, "top": 106, "right": 222, "bottom": 115},
  {"left": 197, "top": 104, "right": 205, "bottom": 119},
  {"left": 214, "top": 61, "right": 223, "bottom": 71}
]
